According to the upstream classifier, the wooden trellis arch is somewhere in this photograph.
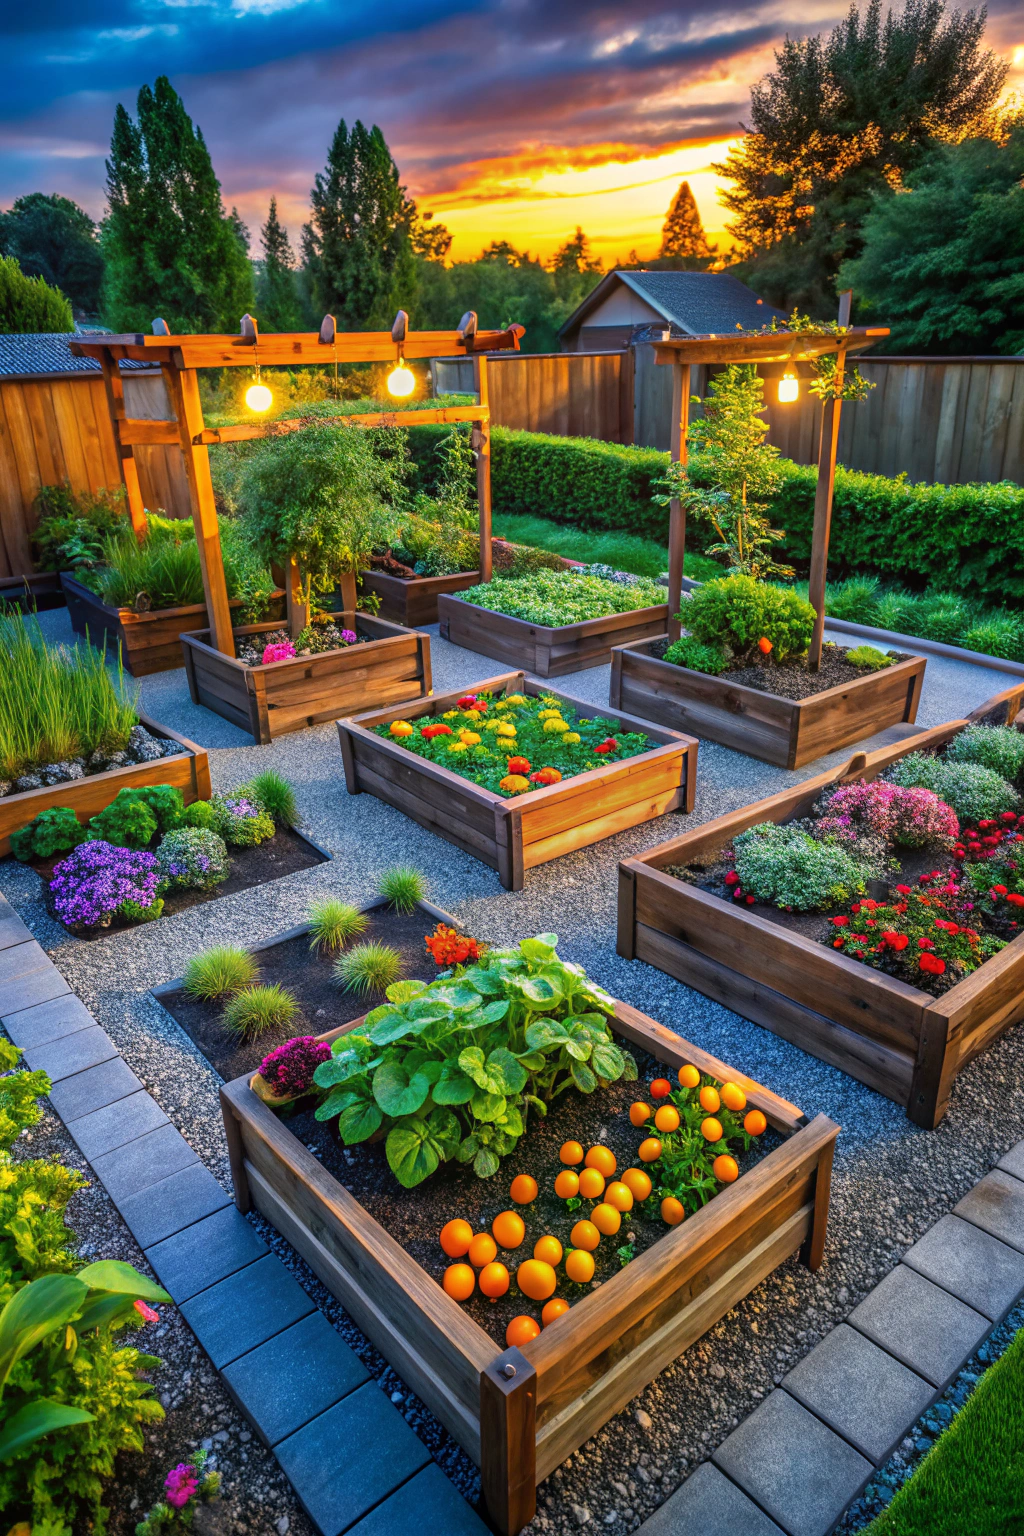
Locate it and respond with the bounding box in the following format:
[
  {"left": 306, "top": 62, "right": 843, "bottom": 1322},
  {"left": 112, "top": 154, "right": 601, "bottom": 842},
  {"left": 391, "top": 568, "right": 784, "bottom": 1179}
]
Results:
[{"left": 71, "top": 313, "right": 525, "bottom": 657}]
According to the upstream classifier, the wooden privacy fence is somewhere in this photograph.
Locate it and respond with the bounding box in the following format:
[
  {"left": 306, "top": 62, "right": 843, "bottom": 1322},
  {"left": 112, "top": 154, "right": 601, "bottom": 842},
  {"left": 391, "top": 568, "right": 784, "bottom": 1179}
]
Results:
[
  {"left": 0, "top": 370, "right": 189, "bottom": 578},
  {"left": 432, "top": 350, "right": 634, "bottom": 444}
]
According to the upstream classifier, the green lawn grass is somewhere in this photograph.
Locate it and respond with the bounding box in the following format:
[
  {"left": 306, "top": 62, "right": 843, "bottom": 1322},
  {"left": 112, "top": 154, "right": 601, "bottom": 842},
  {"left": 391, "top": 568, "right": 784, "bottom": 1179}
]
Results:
[
  {"left": 863, "top": 1324, "right": 1024, "bottom": 1536},
  {"left": 492, "top": 512, "right": 722, "bottom": 584}
]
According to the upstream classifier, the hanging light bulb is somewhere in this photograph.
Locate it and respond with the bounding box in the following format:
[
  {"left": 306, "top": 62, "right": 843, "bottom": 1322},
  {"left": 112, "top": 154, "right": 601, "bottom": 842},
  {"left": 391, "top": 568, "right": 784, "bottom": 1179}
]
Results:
[
  {"left": 387, "top": 355, "right": 415, "bottom": 398},
  {"left": 778, "top": 371, "right": 799, "bottom": 404},
  {"left": 246, "top": 381, "right": 273, "bottom": 412}
]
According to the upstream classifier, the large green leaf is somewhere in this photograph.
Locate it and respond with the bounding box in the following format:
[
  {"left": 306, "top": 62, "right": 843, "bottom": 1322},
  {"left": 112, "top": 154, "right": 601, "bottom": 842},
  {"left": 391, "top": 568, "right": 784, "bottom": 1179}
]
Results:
[
  {"left": 570, "top": 1059, "right": 597, "bottom": 1093},
  {"left": 473, "top": 1147, "right": 500, "bottom": 1178},
  {"left": 620, "top": 1053, "right": 639, "bottom": 1081},
  {"left": 427, "top": 984, "right": 481, "bottom": 1012},
  {"left": 313, "top": 1049, "right": 372, "bottom": 1089},
  {"left": 0, "top": 1275, "right": 88, "bottom": 1388},
  {"left": 470, "top": 1089, "right": 507, "bottom": 1122},
  {"left": 74, "top": 1293, "right": 140, "bottom": 1335},
  {"left": 385, "top": 979, "right": 428, "bottom": 1004},
  {"left": 524, "top": 1019, "right": 570, "bottom": 1051},
  {"left": 456, "top": 1045, "right": 492, "bottom": 1089},
  {"left": 485, "top": 1048, "right": 528, "bottom": 1095},
  {"left": 591, "top": 1041, "right": 626, "bottom": 1081},
  {"left": 564, "top": 1034, "right": 592, "bottom": 1062},
  {"left": 462, "top": 968, "right": 505, "bottom": 996},
  {"left": 0, "top": 1399, "right": 94, "bottom": 1463},
  {"left": 517, "top": 976, "right": 561, "bottom": 1009},
  {"left": 496, "top": 1104, "right": 524, "bottom": 1138},
  {"left": 336, "top": 1098, "right": 384, "bottom": 1144},
  {"left": 427, "top": 1106, "right": 462, "bottom": 1157},
  {"left": 76, "top": 1261, "right": 170, "bottom": 1303},
  {"left": 519, "top": 935, "right": 558, "bottom": 962},
  {"left": 386, "top": 1122, "right": 442, "bottom": 1188},
  {"left": 431, "top": 1062, "right": 476, "bottom": 1105},
  {"left": 372, "top": 1059, "right": 434, "bottom": 1117},
  {"left": 366, "top": 1010, "right": 420, "bottom": 1046}
]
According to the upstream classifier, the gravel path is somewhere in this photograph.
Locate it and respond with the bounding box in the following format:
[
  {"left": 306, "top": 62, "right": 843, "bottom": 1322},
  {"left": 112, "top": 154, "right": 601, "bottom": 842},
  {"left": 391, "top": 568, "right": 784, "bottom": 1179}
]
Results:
[{"left": 4, "top": 611, "right": 1023, "bottom": 1535}]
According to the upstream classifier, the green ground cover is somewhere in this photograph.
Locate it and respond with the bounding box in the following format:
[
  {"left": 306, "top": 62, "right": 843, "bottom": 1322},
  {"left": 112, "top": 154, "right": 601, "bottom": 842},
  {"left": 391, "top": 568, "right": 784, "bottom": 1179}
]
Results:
[{"left": 492, "top": 512, "right": 721, "bottom": 583}]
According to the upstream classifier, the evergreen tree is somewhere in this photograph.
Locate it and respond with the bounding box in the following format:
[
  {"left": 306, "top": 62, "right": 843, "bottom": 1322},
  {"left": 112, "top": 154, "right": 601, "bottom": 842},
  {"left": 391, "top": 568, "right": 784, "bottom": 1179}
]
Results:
[
  {"left": 302, "top": 120, "right": 416, "bottom": 328},
  {"left": 0, "top": 255, "right": 73, "bottom": 333},
  {"left": 0, "top": 194, "right": 104, "bottom": 316},
  {"left": 256, "top": 197, "right": 305, "bottom": 331},
  {"left": 101, "top": 75, "right": 254, "bottom": 333},
  {"left": 658, "top": 182, "right": 714, "bottom": 267}
]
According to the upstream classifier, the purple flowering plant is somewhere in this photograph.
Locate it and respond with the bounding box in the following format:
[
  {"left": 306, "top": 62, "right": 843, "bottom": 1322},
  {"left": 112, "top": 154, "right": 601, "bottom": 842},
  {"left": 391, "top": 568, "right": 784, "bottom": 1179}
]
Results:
[
  {"left": 50, "top": 840, "right": 161, "bottom": 929},
  {"left": 258, "top": 1034, "right": 331, "bottom": 1098}
]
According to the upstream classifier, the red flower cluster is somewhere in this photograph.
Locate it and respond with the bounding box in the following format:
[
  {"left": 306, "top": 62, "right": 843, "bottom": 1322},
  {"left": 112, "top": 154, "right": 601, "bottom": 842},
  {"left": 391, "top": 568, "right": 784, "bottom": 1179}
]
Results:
[
  {"left": 507, "top": 756, "right": 531, "bottom": 775},
  {"left": 456, "top": 694, "right": 487, "bottom": 712},
  {"left": 595, "top": 738, "right": 619, "bottom": 755},
  {"left": 421, "top": 723, "right": 453, "bottom": 740},
  {"left": 529, "top": 767, "right": 562, "bottom": 785},
  {"left": 723, "top": 867, "right": 756, "bottom": 904},
  {"left": 953, "top": 814, "right": 1024, "bottom": 862},
  {"left": 828, "top": 881, "right": 999, "bottom": 991},
  {"left": 424, "top": 922, "right": 483, "bottom": 968},
  {"left": 919, "top": 953, "right": 946, "bottom": 975}
]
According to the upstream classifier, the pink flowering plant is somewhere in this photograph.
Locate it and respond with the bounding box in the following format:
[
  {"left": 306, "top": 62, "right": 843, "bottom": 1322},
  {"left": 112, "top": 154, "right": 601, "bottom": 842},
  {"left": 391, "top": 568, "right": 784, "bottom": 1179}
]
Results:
[
  {"left": 258, "top": 1035, "right": 331, "bottom": 1098},
  {"left": 815, "top": 781, "right": 959, "bottom": 851},
  {"left": 136, "top": 1449, "right": 220, "bottom": 1533},
  {"left": 827, "top": 873, "right": 1004, "bottom": 994},
  {"left": 261, "top": 639, "right": 296, "bottom": 665}
]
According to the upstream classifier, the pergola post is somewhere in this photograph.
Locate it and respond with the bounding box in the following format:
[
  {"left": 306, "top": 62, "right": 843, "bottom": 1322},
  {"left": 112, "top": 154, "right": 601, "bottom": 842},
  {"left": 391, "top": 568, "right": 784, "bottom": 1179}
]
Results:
[
  {"left": 98, "top": 352, "right": 147, "bottom": 541},
  {"left": 807, "top": 290, "right": 853, "bottom": 671},
  {"left": 666, "top": 361, "right": 690, "bottom": 643},
  {"left": 474, "top": 353, "right": 493, "bottom": 583}
]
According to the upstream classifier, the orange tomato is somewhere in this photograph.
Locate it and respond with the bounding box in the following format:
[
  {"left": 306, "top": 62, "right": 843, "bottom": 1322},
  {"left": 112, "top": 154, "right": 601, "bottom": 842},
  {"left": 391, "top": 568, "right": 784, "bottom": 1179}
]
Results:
[
  {"left": 677, "top": 1063, "right": 701, "bottom": 1089},
  {"left": 699, "top": 1085, "right": 721, "bottom": 1114},
  {"left": 542, "top": 1297, "right": 571, "bottom": 1327},
  {"left": 604, "top": 1181, "right": 634, "bottom": 1213},
  {"left": 654, "top": 1104, "right": 680, "bottom": 1134},
  {"left": 467, "top": 1232, "right": 497, "bottom": 1268},
  {"left": 720, "top": 1082, "right": 747, "bottom": 1113},
  {"left": 591, "top": 1202, "right": 621, "bottom": 1237},
  {"left": 506, "top": 1315, "right": 540, "bottom": 1348},
  {"left": 650, "top": 1078, "right": 672, "bottom": 1099},
  {"left": 661, "top": 1197, "right": 685, "bottom": 1226},
  {"left": 700, "top": 1117, "right": 724, "bottom": 1143},
  {"left": 533, "top": 1235, "right": 563, "bottom": 1267},
  {"left": 713, "top": 1154, "right": 740, "bottom": 1183},
  {"left": 570, "top": 1220, "right": 601, "bottom": 1252},
  {"left": 744, "top": 1109, "right": 767, "bottom": 1137},
  {"left": 509, "top": 1175, "right": 539, "bottom": 1205},
  {"left": 621, "top": 1168, "right": 652, "bottom": 1202},
  {"left": 479, "top": 1261, "right": 510, "bottom": 1298},
  {"left": 629, "top": 1101, "right": 652, "bottom": 1127},
  {"left": 638, "top": 1137, "right": 663, "bottom": 1163},
  {"left": 559, "top": 1140, "right": 584, "bottom": 1165},
  {"left": 554, "top": 1169, "right": 580, "bottom": 1199},
  {"left": 492, "top": 1211, "right": 526, "bottom": 1250},
  {"left": 578, "top": 1168, "right": 606, "bottom": 1200},
  {"left": 440, "top": 1218, "right": 474, "bottom": 1258},
  {"left": 443, "top": 1263, "right": 476, "bottom": 1300},
  {"left": 516, "top": 1259, "right": 557, "bottom": 1301},
  {"left": 584, "top": 1145, "right": 617, "bottom": 1178},
  {"left": 564, "top": 1248, "right": 595, "bottom": 1283}
]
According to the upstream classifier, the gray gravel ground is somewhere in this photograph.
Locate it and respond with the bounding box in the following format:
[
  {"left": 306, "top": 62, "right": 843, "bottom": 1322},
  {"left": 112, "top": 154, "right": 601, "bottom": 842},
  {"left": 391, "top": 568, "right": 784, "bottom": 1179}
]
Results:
[{"left": 4, "top": 610, "right": 1023, "bottom": 1534}]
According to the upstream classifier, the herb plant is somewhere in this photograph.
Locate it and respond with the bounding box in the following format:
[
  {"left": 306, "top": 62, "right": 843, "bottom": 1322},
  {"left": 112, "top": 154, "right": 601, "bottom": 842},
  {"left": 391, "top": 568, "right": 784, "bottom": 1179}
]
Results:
[
  {"left": 182, "top": 946, "right": 258, "bottom": 1001},
  {"left": 89, "top": 794, "right": 158, "bottom": 849},
  {"left": 846, "top": 644, "right": 894, "bottom": 670},
  {"left": 307, "top": 899, "right": 368, "bottom": 953},
  {"left": 222, "top": 984, "right": 299, "bottom": 1039},
  {"left": 10, "top": 806, "right": 87, "bottom": 862},
  {"left": 662, "top": 637, "right": 729, "bottom": 675},
  {"left": 460, "top": 568, "right": 664, "bottom": 627},
  {"left": 312, "top": 933, "right": 637, "bottom": 1188},
  {"left": 680, "top": 575, "right": 815, "bottom": 667}
]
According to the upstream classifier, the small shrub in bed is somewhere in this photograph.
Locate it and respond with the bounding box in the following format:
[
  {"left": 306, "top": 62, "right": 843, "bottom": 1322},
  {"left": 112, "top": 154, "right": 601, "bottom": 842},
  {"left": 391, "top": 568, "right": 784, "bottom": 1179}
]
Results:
[
  {"left": 886, "top": 754, "right": 1019, "bottom": 823},
  {"left": 662, "top": 637, "right": 728, "bottom": 675},
  {"left": 816, "top": 781, "right": 959, "bottom": 850},
  {"left": 459, "top": 567, "right": 664, "bottom": 627},
  {"left": 49, "top": 841, "right": 162, "bottom": 929},
  {"left": 183, "top": 945, "right": 258, "bottom": 1000},
  {"left": 110, "top": 783, "right": 186, "bottom": 834},
  {"left": 136, "top": 1449, "right": 221, "bottom": 1534},
  {"left": 682, "top": 576, "right": 815, "bottom": 667},
  {"left": 10, "top": 806, "right": 87, "bottom": 862},
  {"left": 258, "top": 1035, "right": 331, "bottom": 1098},
  {"left": 156, "top": 827, "right": 230, "bottom": 891},
  {"left": 946, "top": 725, "right": 1024, "bottom": 786},
  {"left": 334, "top": 941, "right": 405, "bottom": 996},
  {"left": 845, "top": 644, "right": 894, "bottom": 671},
  {"left": 88, "top": 792, "right": 158, "bottom": 849},
  {"left": 245, "top": 769, "right": 298, "bottom": 828},
  {"left": 222, "top": 984, "right": 299, "bottom": 1039},
  {"left": 211, "top": 792, "right": 275, "bottom": 847},
  {"left": 732, "top": 822, "right": 873, "bottom": 910},
  {"left": 307, "top": 898, "right": 368, "bottom": 953},
  {"left": 183, "top": 798, "right": 218, "bottom": 830},
  {"left": 378, "top": 865, "right": 427, "bottom": 913}
]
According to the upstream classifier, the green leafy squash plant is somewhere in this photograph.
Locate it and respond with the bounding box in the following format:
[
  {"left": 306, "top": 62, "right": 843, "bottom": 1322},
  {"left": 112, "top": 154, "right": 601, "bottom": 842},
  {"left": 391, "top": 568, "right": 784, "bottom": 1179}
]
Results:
[{"left": 312, "top": 934, "right": 637, "bottom": 1188}]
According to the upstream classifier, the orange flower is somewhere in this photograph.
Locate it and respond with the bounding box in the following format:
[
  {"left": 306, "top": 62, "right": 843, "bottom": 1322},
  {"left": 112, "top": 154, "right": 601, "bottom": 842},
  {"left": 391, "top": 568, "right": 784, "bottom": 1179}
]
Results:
[
  {"left": 757, "top": 637, "right": 773, "bottom": 655},
  {"left": 499, "top": 774, "right": 530, "bottom": 793}
]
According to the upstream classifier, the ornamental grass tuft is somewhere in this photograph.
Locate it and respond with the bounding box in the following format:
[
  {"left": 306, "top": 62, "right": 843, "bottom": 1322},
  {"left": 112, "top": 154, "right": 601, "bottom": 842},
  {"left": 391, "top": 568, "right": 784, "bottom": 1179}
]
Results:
[
  {"left": 333, "top": 941, "right": 405, "bottom": 996},
  {"left": 183, "top": 946, "right": 258, "bottom": 1001},
  {"left": 222, "top": 984, "right": 299, "bottom": 1039},
  {"left": 378, "top": 865, "right": 427, "bottom": 913},
  {"left": 307, "top": 898, "right": 368, "bottom": 954},
  {"left": 244, "top": 769, "right": 298, "bottom": 827}
]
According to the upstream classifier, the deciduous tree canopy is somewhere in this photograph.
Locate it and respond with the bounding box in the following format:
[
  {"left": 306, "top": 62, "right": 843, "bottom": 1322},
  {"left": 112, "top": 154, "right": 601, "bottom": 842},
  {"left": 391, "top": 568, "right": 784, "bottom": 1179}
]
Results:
[{"left": 0, "top": 194, "right": 103, "bottom": 317}]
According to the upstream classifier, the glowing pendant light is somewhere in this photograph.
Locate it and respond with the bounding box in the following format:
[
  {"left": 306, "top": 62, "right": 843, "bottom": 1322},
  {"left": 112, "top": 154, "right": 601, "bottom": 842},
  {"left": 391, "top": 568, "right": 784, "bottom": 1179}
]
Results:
[
  {"left": 778, "top": 371, "right": 799, "bottom": 404},
  {"left": 246, "top": 381, "right": 273, "bottom": 412},
  {"left": 387, "top": 358, "right": 415, "bottom": 398}
]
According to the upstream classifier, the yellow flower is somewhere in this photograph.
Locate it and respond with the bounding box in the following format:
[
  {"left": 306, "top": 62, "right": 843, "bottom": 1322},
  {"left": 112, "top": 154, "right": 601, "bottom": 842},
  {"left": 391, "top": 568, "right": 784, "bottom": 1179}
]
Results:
[
  {"left": 484, "top": 720, "right": 503, "bottom": 732},
  {"left": 463, "top": 708, "right": 483, "bottom": 720},
  {"left": 503, "top": 694, "right": 527, "bottom": 706},
  {"left": 536, "top": 708, "right": 561, "bottom": 721},
  {"left": 459, "top": 730, "right": 481, "bottom": 745},
  {"left": 447, "top": 740, "right": 468, "bottom": 754},
  {"left": 499, "top": 774, "right": 530, "bottom": 793},
  {"left": 442, "top": 709, "right": 459, "bottom": 720},
  {"left": 544, "top": 718, "right": 569, "bottom": 734},
  {"left": 496, "top": 722, "right": 517, "bottom": 738},
  {"left": 562, "top": 731, "right": 581, "bottom": 745}
]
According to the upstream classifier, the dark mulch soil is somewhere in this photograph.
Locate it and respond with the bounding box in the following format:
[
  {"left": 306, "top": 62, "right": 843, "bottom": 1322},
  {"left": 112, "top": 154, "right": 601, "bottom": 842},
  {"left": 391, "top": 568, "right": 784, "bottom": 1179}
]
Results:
[
  {"left": 648, "top": 639, "right": 909, "bottom": 701},
  {"left": 157, "top": 904, "right": 439, "bottom": 1082},
  {"left": 28, "top": 825, "right": 329, "bottom": 942}
]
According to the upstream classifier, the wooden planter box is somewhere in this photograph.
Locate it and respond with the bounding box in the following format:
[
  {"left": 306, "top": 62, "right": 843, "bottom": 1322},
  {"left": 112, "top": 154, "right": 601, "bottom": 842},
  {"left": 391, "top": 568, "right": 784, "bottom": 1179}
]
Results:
[
  {"left": 337, "top": 670, "right": 697, "bottom": 890},
  {"left": 360, "top": 568, "right": 482, "bottom": 628},
  {"left": 181, "top": 613, "right": 432, "bottom": 745},
  {"left": 617, "top": 682, "right": 1024, "bottom": 1129},
  {"left": 61, "top": 572, "right": 284, "bottom": 677},
  {"left": 220, "top": 995, "right": 838, "bottom": 1535},
  {"left": 0, "top": 572, "right": 65, "bottom": 612},
  {"left": 0, "top": 713, "right": 210, "bottom": 858},
  {"left": 439, "top": 594, "right": 670, "bottom": 679},
  {"left": 609, "top": 638, "right": 927, "bottom": 768}
]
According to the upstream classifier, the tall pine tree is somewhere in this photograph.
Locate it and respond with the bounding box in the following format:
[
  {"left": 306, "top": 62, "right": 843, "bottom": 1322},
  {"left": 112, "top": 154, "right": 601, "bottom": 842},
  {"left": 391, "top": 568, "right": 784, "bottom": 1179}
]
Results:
[
  {"left": 101, "top": 76, "right": 254, "bottom": 333},
  {"left": 257, "top": 197, "right": 305, "bottom": 331},
  {"left": 302, "top": 120, "right": 416, "bottom": 328},
  {"left": 658, "top": 182, "right": 714, "bottom": 267}
]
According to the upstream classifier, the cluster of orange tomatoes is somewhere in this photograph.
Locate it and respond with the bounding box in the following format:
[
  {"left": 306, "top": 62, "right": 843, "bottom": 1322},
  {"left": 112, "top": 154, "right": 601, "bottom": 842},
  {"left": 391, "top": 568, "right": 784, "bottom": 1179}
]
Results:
[{"left": 631, "top": 1065, "right": 767, "bottom": 1223}]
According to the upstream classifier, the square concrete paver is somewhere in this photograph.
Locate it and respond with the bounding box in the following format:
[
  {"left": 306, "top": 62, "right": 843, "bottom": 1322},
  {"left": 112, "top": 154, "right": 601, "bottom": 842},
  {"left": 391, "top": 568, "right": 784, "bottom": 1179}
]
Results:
[
  {"left": 0, "top": 939, "right": 51, "bottom": 983},
  {"left": 713, "top": 1390, "right": 872, "bottom": 1536},
  {"left": 118, "top": 1163, "right": 232, "bottom": 1249},
  {"left": 954, "top": 1171, "right": 1024, "bottom": 1255},
  {"left": 46, "top": 1056, "right": 144, "bottom": 1123},
  {"left": 180, "top": 1254, "right": 315, "bottom": 1369},
  {"left": 0, "top": 904, "right": 33, "bottom": 950},
  {"left": 847, "top": 1264, "right": 990, "bottom": 1390},
  {"left": 782, "top": 1324, "right": 935, "bottom": 1466},
  {"left": 90, "top": 1122, "right": 197, "bottom": 1203},
  {"left": 902, "top": 1215, "right": 1024, "bottom": 1322},
  {"left": 275, "top": 1380, "right": 431, "bottom": 1536},
  {"left": 346, "top": 1462, "right": 490, "bottom": 1536},
  {"left": 223, "top": 1311, "right": 368, "bottom": 1448},
  {"left": 69, "top": 1090, "right": 169, "bottom": 1163},
  {"left": 24, "top": 1024, "right": 118, "bottom": 1082},
  {"left": 2, "top": 993, "right": 95, "bottom": 1050},
  {"left": 145, "top": 1205, "right": 266, "bottom": 1303},
  {"left": 0, "top": 965, "right": 70, "bottom": 1017},
  {"left": 638, "top": 1460, "right": 785, "bottom": 1535},
  {"left": 997, "top": 1142, "right": 1024, "bottom": 1184}
]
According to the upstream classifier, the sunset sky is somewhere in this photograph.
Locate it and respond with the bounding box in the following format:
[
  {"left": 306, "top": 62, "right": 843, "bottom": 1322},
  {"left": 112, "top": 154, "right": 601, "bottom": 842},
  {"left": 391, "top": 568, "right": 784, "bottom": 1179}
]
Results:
[{"left": 1, "top": 1, "right": 1022, "bottom": 265}]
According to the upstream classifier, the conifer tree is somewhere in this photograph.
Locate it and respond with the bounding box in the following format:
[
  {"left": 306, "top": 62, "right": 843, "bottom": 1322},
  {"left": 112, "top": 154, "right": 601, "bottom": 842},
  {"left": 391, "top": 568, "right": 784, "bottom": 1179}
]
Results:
[
  {"left": 658, "top": 182, "right": 714, "bottom": 267},
  {"left": 101, "top": 76, "right": 254, "bottom": 333},
  {"left": 257, "top": 197, "right": 305, "bottom": 331}
]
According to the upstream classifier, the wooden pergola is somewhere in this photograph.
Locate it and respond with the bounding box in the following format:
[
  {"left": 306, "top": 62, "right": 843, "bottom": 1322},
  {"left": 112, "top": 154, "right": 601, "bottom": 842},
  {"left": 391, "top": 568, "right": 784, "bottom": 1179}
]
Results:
[
  {"left": 654, "top": 300, "right": 889, "bottom": 667},
  {"left": 70, "top": 314, "right": 525, "bottom": 657}
]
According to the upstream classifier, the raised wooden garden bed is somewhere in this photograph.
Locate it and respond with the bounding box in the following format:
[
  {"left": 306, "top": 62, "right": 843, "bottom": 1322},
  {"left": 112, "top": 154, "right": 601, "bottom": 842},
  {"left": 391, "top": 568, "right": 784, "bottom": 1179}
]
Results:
[
  {"left": 438, "top": 594, "right": 669, "bottom": 678},
  {"left": 336, "top": 671, "right": 697, "bottom": 890},
  {"left": 61, "top": 571, "right": 285, "bottom": 677},
  {"left": 617, "top": 682, "right": 1024, "bottom": 1129},
  {"left": 220, "top": 995, "right": 838, "bottom": 1535},
  {"left": 0, "top": 713, "right": 210, "bottom": 859},
  {"left": 181, "top": 613, "right": 432, "bottom": 745},
  {"left": 609, "top": 638, "right": 927, "bottom": 768},
  {"left": 0, "top": 572, "right": 66, "bottom": 612},
  {"left": 361, "top": 568, "right": 482, "bottom": 628}
]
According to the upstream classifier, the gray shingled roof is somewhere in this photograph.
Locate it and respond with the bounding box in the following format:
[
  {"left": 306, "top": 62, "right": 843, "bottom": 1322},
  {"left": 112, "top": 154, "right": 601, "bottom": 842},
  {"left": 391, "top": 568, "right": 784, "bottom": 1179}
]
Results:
[
  {"left": 560, "top": 270, "right": 789, "bottom": 338},
  {"left": 0, "top": 333, "right": 156, "bottom": 379}
]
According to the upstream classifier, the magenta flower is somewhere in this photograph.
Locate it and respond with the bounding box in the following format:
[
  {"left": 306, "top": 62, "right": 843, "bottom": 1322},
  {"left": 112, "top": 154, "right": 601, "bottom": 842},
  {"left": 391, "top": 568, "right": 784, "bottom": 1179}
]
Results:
[
  {"left": 262, "top": 640, "right": 296, "bottom": 665},
  {"left": 134, "top": 1299, "right": 159, "bottom": 1323},
  {"left": 164, "top": 1464, "right": 199, "bottom": 1509},
  {"left": 340, "top": 629, "right": 357, "bottom": 645},
  {"left": 259, "top": 1035, "right": 330, "bottom": 1097}
]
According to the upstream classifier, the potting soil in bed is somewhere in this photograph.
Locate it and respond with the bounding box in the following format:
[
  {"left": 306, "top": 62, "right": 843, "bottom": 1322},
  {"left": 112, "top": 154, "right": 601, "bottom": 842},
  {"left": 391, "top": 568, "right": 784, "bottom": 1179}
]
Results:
[{"left": 649, "top": 639, "right": 910, "bottom": 700}]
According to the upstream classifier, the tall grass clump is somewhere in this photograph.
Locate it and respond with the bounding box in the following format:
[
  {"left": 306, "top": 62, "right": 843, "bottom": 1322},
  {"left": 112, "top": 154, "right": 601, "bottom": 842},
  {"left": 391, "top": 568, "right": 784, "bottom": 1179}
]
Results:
[
  {"left": 334, "top": 942, "right": 404, "bottom": 996},
  {"left": 244, "top": 770, "right": 298, "bottom": 828},
  {"left": 0, "top": 613, "right": 138, "bottom": 781},
  {"left": 378, "top": 866, "right": 427, "bottom": 913},
  {"left": 183, "top": 946, "right": 258, "bottom": 1001},
  {"left": 222, "top": 984, "right": 299, "bottom": 1039},
  {"left": 307, "top": 898, "right": 367, "bottom": 954}
]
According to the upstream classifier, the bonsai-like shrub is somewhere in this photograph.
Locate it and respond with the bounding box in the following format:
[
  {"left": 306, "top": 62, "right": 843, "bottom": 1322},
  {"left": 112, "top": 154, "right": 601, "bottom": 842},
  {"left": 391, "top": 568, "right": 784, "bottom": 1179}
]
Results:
[
  {"left": 307, "top": 898, "right": 368, "bottom": 953},
  {"left": 732, "top": 822, "right": 873, "bottom": 910},
  {"left": 816, "top": 781, "right": 959, "bottom": 850},
  {"left": 88, "top": 791, "right": 158, "bottom": 849},
  {"left": 946, "top": 725, "right": 1024, "bottom": 786},
  {"left": 10, "top": 806, "right": 87, "bottom": 862},
  {"left": 378, "top": 865, "right": 427, "bottom": 913},
  {"left": 334, "top": 941, "right": 405, "bottom": 996},
  {"left": 211, "top": 792, "right": 275, "bottom": 847},
  {"left": 886, "top": 754, "right": 1019, "bottom": 823},
  {"left": 258, "top": 1035, "right": 331, "bottom": 1098},
  {"left": 156, "top": 827, "right": 230, "bottom": 891},
  {"left": 846, "top": 644, "right": 894, "bottom": 671},
  {"left": 222, "top": 984, "right": 299, "bottom": 1039},
  {"left": 662, "top": 637, "right": 729, "bottom": 675},
  {"left": 183, "top": 946, "right": 258, "bottom": 1000},
  {"left": 683, "top": 575, "right": 815, "bottom": 666},
  {"left": 49, "top": 841, "right": 162, "bottom": 928}
]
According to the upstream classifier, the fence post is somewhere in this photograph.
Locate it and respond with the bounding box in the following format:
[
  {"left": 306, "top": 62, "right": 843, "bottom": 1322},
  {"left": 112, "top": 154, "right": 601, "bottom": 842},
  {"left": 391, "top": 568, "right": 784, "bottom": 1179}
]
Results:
[{"left": 666, "top": 362, "right": 690, "bottom": 643}]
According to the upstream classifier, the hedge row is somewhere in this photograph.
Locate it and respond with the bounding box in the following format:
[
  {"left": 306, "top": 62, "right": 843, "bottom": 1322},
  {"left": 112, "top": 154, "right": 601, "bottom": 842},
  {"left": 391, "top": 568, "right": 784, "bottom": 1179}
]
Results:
[{"left": 408, "top": 424, "right": 1024, "bottom": 606}]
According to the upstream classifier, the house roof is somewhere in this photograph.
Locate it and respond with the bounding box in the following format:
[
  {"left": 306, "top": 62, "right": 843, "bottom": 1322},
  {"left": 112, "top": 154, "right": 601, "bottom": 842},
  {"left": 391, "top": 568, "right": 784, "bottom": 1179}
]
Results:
[
  {"left": 0, "top": 332, "right": 158, "bottom": 380},
  {"left": 558, "top": 270, "right": 789, "bottom": 339}
]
